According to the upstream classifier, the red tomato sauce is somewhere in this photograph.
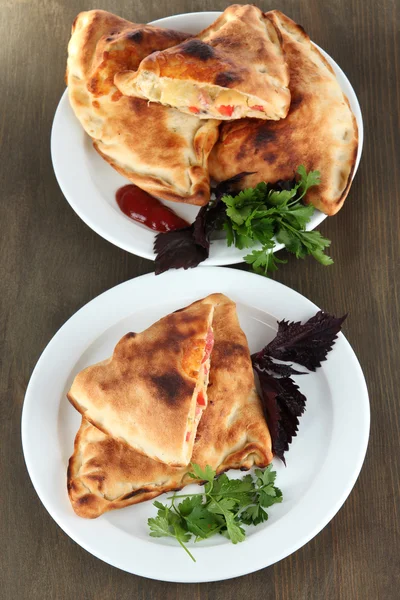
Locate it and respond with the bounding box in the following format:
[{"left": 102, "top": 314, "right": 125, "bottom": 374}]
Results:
[{"left": 116, "top": 185, "right": 189, "bottom": 233}]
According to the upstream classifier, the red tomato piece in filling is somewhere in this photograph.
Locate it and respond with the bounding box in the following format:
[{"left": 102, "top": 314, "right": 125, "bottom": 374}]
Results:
[
  {"left": 197, "top": 390, "right": 206, "bottom": 406},
  {"left": 218, "top": 105, "right": 234, "bottom": 117},
  {"left": 202, "top": 329, "right": 214, "bottom": 363}
]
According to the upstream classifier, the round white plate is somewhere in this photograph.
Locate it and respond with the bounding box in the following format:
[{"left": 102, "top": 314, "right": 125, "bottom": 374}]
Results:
[
  {"left": 22, "top": 267, "right": 369, "bottom": 583},
  {"left": 51, "top": 12, "right": 363, "bottom": 265}
]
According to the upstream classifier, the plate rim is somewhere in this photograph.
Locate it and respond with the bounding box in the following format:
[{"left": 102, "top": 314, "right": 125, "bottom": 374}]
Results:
[
  {"left": 51, "top": 10, "right": 364, "bottom": 264},
  {"left": 22, "top": 267, "right": 370, "bottom": 583}
]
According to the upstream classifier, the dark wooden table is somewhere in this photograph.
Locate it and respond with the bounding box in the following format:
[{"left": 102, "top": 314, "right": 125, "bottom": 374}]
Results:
[{"left": 1, "top": 0, "right": 399, "bottom": 598}]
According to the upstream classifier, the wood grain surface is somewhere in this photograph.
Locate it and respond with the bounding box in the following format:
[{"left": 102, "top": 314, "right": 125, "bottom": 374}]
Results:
[{"left": 1, "top": 0, "right": 399, "bottom": 598}]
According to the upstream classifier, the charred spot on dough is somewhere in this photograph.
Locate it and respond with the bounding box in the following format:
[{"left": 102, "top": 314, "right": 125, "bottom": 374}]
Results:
[
  {"left": 125, "top": 332, "right": 137, "bottom": 339},
  {"left": 86, "top": 473, "right": 105, "bottom": 484},
  {"left": 76, "top": 494, "right": 92, "bottom": 506},
  {"left": 263, "top": 153, "right": 278, "bottom": 164},
  {"left": 213, "top": 341, "right": 248, "bottom": 369},
  {"left": 211, "top": 36, "right": 242, "bottom": 50},
  {"left": 87, "top": 78, "right": 99, "bottom": 95},
  {"left": 171, "top": 311, "right": 203, "bottom": 326},
  {"left": 150, "top": 371, "right": 193, "bottom": 405},
  {"left": 127, "top": 30, "right": 143, "bottom": 42},
  {"left": 254, "top": 126, "right": 277, "bottom": 148},
  {"left": 129, "top": 97, "right": 149, "bottom": 115},
  {"left": 111, "top": 90, "right": 122, "bottom": 102},
  {"left": 236, "top": 146, "right": 247, "bottom": 161},
  {"left": 289, "top": 93, "right": 304, "bottom": 113},
  {"left": 215, "top": 71, "right": 241, "bottom": 87},
  {"left": 181, "top": 39, "right": 215, "bottom": 60},
  {"left": 121, "top": 487, "right": 151, "bottom": 500}
]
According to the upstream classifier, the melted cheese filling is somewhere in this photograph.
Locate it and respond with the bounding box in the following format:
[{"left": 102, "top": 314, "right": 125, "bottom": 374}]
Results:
[
  {"left": 185, "top": 358, "right": 211, "bottom": 442},
  {"left": 135, "top": 71, "right": 281, "bottom": 120}
]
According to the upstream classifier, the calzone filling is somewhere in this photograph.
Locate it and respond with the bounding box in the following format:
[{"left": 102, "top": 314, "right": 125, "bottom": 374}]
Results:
[
  {"left": 135, "top": 72, "right": 287, "bottom": 120},
  {"left": 184, "top": 327, "right": 214, "bottom": 443}
]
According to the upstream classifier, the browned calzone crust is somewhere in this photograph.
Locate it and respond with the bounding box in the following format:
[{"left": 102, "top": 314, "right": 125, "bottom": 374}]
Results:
[
  {"left": 67, "top": 295, "right": 220, "bottom": 467},
  {"left": 67, "top": 294, "right": 273, "bottom": 518},
  {"left": 66, "top": 10, "right": 219, "bottom": 205},
  {"left": 209, "top": 10, "right": 358, "bottom": 215},
  {"left": 115, "top": 5, "right": 290, "bottom": 121}
]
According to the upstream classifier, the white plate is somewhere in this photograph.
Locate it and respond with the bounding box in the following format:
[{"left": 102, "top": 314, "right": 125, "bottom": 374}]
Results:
[
  {"left": 51, "top": 12, "right": 363, "bottom": 265},
  {"left": 22, "top": 267, "right": 369, "bottom": 583}
]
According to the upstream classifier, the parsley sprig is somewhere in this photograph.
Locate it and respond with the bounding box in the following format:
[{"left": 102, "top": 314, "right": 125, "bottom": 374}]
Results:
[
  {"left": 148, "top": 463, "right": 282, "bottom": 561},
  {"left": 220, "top": 166, "right": 333, "bottom": 275}
]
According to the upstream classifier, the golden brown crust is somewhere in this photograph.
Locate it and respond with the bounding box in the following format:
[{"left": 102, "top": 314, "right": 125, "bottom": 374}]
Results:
[
  {"left": 115, "top": 5, "right": 290, "bottom": 120},
  {"left": 209, "top": 10, "right": 359, "bottom": 215},
  {"left": 67, "top": 294, "right": 273, "bottom": 518},
  {"left": 67, "top": 295, "right": 221, "bottom": 467},
  {"left": 68, "top": 10, "right": 189, "bottom": 96},
  {"left": 66, "top": 10, "right": 220, "bottom": 205}
]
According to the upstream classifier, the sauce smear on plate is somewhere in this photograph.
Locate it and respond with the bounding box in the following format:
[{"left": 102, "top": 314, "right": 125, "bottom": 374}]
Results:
[{"left": 116, "top": 185, "right": 189, "bottom": 232}]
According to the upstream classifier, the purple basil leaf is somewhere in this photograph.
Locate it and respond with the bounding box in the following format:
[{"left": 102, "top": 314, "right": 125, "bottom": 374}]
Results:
[
  {"left": 192, "top": 206, "right": 210, "bottom": 250},
  {"left": 269, "top": 178, "right": 297, "bottom": 192},
  {"left": 193, "top": 198, "right": 227, "bottom": 249},
  {"left": 252, "top": 354, "right": 306, "bottom": 377},
  {"left": 252, "top": 310, "right": 346, "bottom": 463},
  {"left": 254, "top": 368, "right": 306, "bottom": 463},
  {"left": 154, "top": 225, "right": 208, "bottom": 274},
  {"left": 263, "top": 311, "right": 347, "bottom": 371},
  {"left": 212, "top": 172, "right": 256, "bottom": 200},
  {"left": 254, "top": 370, "right": 281, "bottom": 457}
]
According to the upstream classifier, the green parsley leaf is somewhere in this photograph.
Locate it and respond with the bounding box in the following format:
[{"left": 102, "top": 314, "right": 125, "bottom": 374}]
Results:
[
  {"left": 259, "top": 488, "right": 283, "bottom": 508},
  {"left": 241, "top": 504, "right": 269, "bottom": 526},
  {"left": 254, "top": 466, "right": 283, "bottom": 509},
  {"left": 148, "top": 464, "right": 282, "bottom": 560},
  {"left": 211, "top": 474, "right": 255, "bottom": 507},
  {"left": 148, "top": 514, "right": 171, "bottom": 539},
  {"left": 218, "top": 166, "right": 332, "bottom": 277},
  {"left": 148, "top": 503, "right": 195, "bottom": 561},
  {"left": 282, "top": 203, "right": 315, "bottom": 229},
  {"left": 185, "top": 505, "right": 222, "bottom": 539},
  {"left": 250, "top": 217, "right": 275, "bottom": 245},
  {"left": 223, "top": 220, "right": 235, "bottom": 247},
  {"left": 188, "top": 463, "right": 216, "bottom": 484},
  {"left": 296, "top": 165, "right": 321, "bottom": 200},
  {"left": 207, "top": 499, "right": 246, "bottom": 544},
  {"left": 177, "top": 495, "right": 203, "bottom": 517},
  {"left": 207, "top": 497, "right": 238, "bottom": 515},
  {"left": 267, "top": 187, "right": 298, "bottom": 206},
  {"left": 232, "top": 229, "right": 255, "bottom": 250},
  {"left": 276, "top": 227, "right": 308, "bottom": 259},
  {"left": 311, "top": 248, "right": 334, "bottom": 266},
  {"left": 224, "top": 513, "right": 246, "bottom": 544},
  {"left": 244, "top": 245, "right": 287, "bottom": 275},
  {"left": 255, "top": 465, "right": 277, "bottom": 487}
]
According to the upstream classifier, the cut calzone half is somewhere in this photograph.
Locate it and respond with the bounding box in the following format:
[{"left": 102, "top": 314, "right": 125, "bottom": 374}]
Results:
[
  {"left": 68, "top": 294, "right": 273, "bottom": 518},
  {"left": 209, "top": 10, "right": 359, "bottom": 215},
  {"left": 115, "top": 5, "right": 290, "bottom": 120},
  {"left": 67, "top": 10, "right": 219, "bottom": 205},
  {"left": 67, "top": 295, "right": 219, "bottom": 467}
]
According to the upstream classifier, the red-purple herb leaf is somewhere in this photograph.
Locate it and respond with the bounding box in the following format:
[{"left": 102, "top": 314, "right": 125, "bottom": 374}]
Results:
[
  {"left": 252, "top": 310, "right": 346, "bottom": 462},
  {"left": 154, "top": 173, "right": 253, "bottom": 274},
  {"left": 253, "top": 367, "right": 306, "bottom": 463},
  {"left": 260, "top": 311, "right": 347, "bottom": 371},
  {"left": 252, "top": 355, "right": 306, "bottom": 378},
  {"left": 213, "top": 172, "right": 256, "bottom": 199},
  {"left": 154, "top": 225, "right": 208, "bottom": 275}
]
